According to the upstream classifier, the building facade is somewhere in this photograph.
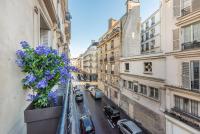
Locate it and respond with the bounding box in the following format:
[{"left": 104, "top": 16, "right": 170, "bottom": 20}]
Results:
[
  {"left": 120, "top": 1, "right": 166, "bottom": 134},
  {"left": 0, "top": 0, "right": 71, "bottom": 133},
  {"left": 161, "top": 0, "right": 200, "bottom": 133},
  {"left": 82, "top": 41, "right": 98, "bottom": 81},
  {"left": 98, "top": 19, "right": 121, "bottom": 105}
]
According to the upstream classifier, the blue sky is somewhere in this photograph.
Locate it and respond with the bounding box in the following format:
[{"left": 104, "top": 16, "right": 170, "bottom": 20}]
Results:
[{"left": 69, "top": 0, "right": 160, "bottom": 58}]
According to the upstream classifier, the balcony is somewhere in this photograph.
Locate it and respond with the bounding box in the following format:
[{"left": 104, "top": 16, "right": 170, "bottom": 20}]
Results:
[
  {"left": 181, "top": 7, "right": 191, "bottom": 17},
  {"left": 150, "top": 34, "right": 154, "bottom": 38},
  {"left": 110, "top": 56, "right": 114, "bottom": 62},
  {"left": 166, "top": 108, "right": 200, "bottom": 130},
  {"left": 182, "top": 41, "right": 200, "bottom": 51},
  {"left": 111, "top": 71, "right": 114, "bottom": 74}
]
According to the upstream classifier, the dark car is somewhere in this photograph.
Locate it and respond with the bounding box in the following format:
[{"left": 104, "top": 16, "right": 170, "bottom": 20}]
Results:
[
  {"left": 103, "top": 105, "right": 120, "bottom": 122},
  {"left": 80, "top": 115, "right": 95, "bottom": 134},
  {"left": 75, "top": 91, "right": 83, "bottom": 102},
  {"left": 85, "top": 83, "right": 90, "bottom": 89}
]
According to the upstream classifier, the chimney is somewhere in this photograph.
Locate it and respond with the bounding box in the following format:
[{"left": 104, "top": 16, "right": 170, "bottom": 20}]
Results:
[
  {"left": 108, "top": 18, "right": 117, "bottom": 29},
  {"left": 126, "top": 0, "right": 140, "bottom": 13}
]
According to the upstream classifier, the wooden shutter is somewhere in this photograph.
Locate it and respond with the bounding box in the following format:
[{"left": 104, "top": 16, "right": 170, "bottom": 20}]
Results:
[
  {"left": 173, "top": 29, "right": 180, "bottom": 50},
  {"left": 173, "top": 0, "right": 181, "bottom": 17},
  {"left": 182, "top": 62, "right": 190, "bottom": 89},
  {"left": 192, "top": 0, "right": 200, "bottom": 12}
]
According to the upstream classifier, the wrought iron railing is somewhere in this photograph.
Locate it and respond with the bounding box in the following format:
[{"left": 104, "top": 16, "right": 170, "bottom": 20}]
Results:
[
  {"left": 182, "top": 41, "right": 200, "bottom": 50},
  {"left": 57, "top": 80, "right": 72, "bottom": 134}
]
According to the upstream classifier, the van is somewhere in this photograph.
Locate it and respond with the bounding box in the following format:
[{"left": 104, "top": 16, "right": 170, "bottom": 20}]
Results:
[{"left": 91, "top": 89, "right": 102, "bottom": 99}]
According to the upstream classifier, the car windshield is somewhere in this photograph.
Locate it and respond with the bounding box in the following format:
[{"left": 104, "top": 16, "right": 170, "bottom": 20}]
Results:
[{"left": 83, "top": 117, "right": 93, "bottom": 132}]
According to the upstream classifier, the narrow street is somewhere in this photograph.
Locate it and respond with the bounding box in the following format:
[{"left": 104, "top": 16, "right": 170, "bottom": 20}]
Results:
[{"left": 72, "top": 82, "right": 148, "bottom": 134}]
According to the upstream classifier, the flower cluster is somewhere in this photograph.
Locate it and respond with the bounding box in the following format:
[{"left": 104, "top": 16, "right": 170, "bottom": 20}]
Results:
[{"left": 16, "top": 41, "right": 77, "bottom": 108}]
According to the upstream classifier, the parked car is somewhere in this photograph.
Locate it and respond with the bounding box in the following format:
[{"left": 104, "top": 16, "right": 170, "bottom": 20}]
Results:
[
  {"left": 80, "top": 115, "right": 95, "bottom": 134},
  {"left": 103, "top": 105, "right": 120, "bottom": 122},
  {"left": 91, "top": 89, "right": 102, "bottom": 99},
  {"left": 75, "top": 91, "right": 83, "bottom": 102},
  {"left": 117, "top": 119, "right": 143, "bottom": 134},
  {"left": 73, "top": 87, "right": 80, "bottom": 94},
  {"left": 88, "top": 86, "right": 95, "bottom": 92},
  {"left": 85, "top": 83, "right": 90, "bottom": 89}
]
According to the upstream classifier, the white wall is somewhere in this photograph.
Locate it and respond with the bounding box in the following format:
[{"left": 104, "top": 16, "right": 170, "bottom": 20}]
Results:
[{"left": 0, "top": 0, "right": 39, "bottom": 133}]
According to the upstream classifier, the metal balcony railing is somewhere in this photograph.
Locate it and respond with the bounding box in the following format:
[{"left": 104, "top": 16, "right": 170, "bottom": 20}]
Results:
[
  {"left": 182, "top": 41, "right": 200, "bottom": 50},
  {"left": 57, "top": 80, "right": 72, "bottom": 134}
]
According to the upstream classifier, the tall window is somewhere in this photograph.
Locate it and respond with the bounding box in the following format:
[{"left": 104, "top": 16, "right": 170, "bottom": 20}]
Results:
[
  {"left": 149, "top": 87, "right": 159, "bottom": 100},
  {"left": 183, "top": 22, "right": 200, "bottom": 43},
  {"left": 128, "top": 81, "right": 133, "bottom": 89},
  {"left": 174, "top": 95, "right": 199, "bottom": 117},
  {"left": 123, "top": 80, "right": 127, "bottom": 88},
  {"left": 140, "top": 84, "right": 147, "bottom": 95},
  {"left": 151, "top": 17, "right": 155, "bottom": 25},
  {"left": 191, "top": 61, "right": 199, "bottom": 90},
  {"left": 125, "top": 63, "right": 129, "bottom": 71}
]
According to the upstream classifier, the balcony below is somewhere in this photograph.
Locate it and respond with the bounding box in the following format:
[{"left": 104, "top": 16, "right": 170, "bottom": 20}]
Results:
[{"left": 182, "top": 41, "right": 200, "bottom": 51}]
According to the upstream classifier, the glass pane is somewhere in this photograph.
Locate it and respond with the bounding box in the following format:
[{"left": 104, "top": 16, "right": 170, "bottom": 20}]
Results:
[
  {"left": 191, "top": 61, "right": 199, "bottom": 90},
  {"left": 184, "top": 26, "right": 191, "bottom": 43},
  {"left": 193, "top": 22, "right": 200, "bottom": 42}
]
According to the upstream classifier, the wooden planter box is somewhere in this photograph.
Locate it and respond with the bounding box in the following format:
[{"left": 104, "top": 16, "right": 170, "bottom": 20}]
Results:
[{"left": 24, "top": 103, "right": 62, "bottom": 134}]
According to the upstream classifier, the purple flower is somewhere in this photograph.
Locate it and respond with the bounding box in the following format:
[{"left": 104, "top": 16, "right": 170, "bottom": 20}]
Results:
[
  {"left": 45, "top": 70, "right": 55, "bottom": 80},
  {"left": 61, "top": 53, "right": 70, "bottom": 64},
  {"left": 20, "top": 41, "right": 29, "bottom": 49},
  {"left": 16, "top": 50, "right": 26, "bottom": 58},
  {"left": 35, "top": 45, "right": 51, "bottom": 56},
  {"left": 24, "top": 74, "right": 36, "bottom": 85},
  {"left": 51, "top": 49, "right": 58, "bottom": 55},
  {"left": 36, "top": 79, "right": 48, "bottom": 89},
  {"left": 27, "top": 94, "right": 39, "bottom": 101},
  {"left": 48, "top": 91, "right": 58, "bottom": 105},
  {"left": 16, "top": 59, "right": 24, "bottom": 67},
  {"left": 59, "top": 77, "right": 67, "bottom": 85}
]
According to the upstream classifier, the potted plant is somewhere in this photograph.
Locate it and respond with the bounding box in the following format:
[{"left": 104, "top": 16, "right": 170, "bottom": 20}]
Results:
[{"left": 16, "top": 41, "right": 77, "bottom": 134}]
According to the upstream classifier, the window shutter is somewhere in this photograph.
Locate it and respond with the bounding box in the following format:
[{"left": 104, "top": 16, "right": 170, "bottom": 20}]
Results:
[
  {"left": 173, "top": 0, "right": 181, "bottom": 17},
  {"left": 40, "top": 30, "right": 49, "bottom": 46},
  {"left": 173, "top": 29, "right": 180, "bottom": 50},
  {"left": 182, "top": 62, "right": 190, "bottom": 89},
  {"left": 192, "top": 0, "right": 200, "bottom": 12}
]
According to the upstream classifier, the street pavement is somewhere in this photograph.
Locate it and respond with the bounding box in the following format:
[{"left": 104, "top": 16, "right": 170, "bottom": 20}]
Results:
[{"left": 71, "top": 78, "right": 149, "bottom": 134}]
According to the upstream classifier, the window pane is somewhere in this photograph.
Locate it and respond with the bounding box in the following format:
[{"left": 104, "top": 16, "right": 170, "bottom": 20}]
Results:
[
  {"left": 184, "top": 26, "right": 191, "bottom": 43},
  {"left": 191, "top": 61, "right": 199, "bottom": 90},
  {"left": 193, "top": 22, "right": 200, "bottom": 42},
  {"left": 191, "top": 100, "right": 198, "bottom": 116}
]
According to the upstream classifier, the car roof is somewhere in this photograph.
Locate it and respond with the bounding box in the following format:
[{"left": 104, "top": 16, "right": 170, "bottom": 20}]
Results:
[{"left": 122, "top": 120, "right": 142, "bottom": 133}]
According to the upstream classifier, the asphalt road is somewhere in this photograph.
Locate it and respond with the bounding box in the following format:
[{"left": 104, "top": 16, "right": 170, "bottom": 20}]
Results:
[{"left": 74, "top": 85, "right": 131, "bottom": 134}]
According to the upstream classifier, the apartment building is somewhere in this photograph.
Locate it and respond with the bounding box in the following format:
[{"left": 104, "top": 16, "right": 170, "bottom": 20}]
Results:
[
  {"left": 98, "top": 19, "right": 121, "bottom": 105},
  {"left": 161, "top": 0, "right": 200, "bottom": 133},
  {"left": 120, "top": 3, "right": 166, "bottom": 134},
  {"left": 82, "top": 41, "right": 98, "bottom": 81},
  {"left": 141, "top": 9, "right": 161, "bottom": 54},
  {"left": 0, "top": 0, "right": 71, "bottom": 133}
]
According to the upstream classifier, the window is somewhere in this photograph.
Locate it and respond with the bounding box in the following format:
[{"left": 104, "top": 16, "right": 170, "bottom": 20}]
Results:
[
  {"left": 146, "top": 21, "right": 149, "bottom": 29},
  {"left": 191, "top": 61, "right": 199, "bottom": 90},
  {"left": 183, "top": 22, "right": 200, "bottom": 44},
  {"left": 123, "top": 80, "right": 127, "bottom": 88},
  {"left": 151, "top": 40, "right": 155, "bottom": 49},
  {"left": 144, "top": 62, "right": 152, "bottom": 73},
  {"left": 134, "top": 84, "right": 138, "bottom": 92},
  {"left": 128, "top": 81, "right": 133, "bottom": 89},
  {"left": 174, "top": 95, "right": 199, "bottom": 117},
  {"left": 125, "top": 63, "right": 129, "bottom": 71},
  {"left": 149, "top": 87, "right": 159, "bottom": 100},
  {"left": 146, "top": 32, "right": 149, "bottom": 40},
  {"left": 151, "top": 17, "right": 155, "bottom": 25},
  {"left": 146, "top": 43, "right": 149, "bottom": 51},
  {"left": 191, "top": 100, "right": 198, "bottom": 116},
  {"left": 114, "top": 91, "right": 118, "bottom": 98},
  {"left": 141, "top": 44, "right": 144, "bottom": 52},
  {"left": 140, "top": 84, "right": 147, "bottom": 95}
]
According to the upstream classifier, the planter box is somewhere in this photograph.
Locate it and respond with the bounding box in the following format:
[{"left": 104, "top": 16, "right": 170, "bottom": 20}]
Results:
[{"left": 24, "top": 103, "right": 62, "bottom": 134}]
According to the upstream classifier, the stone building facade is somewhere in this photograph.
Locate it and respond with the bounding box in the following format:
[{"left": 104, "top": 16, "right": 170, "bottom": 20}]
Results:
[
  {"left": 82, "top": 41, "right": 98, "bottom": 81},
  {"left": 120, "top": 1, "right": 166, "bottom": 133},
  {"left": 0, "top": 0, "right": 71, "bottom": 133},
  {"left": 161, "top": 0, "right": 200, "bottom": 133},
  {"left": 98, "top": 19, "right": 121, "bottom": 105}
]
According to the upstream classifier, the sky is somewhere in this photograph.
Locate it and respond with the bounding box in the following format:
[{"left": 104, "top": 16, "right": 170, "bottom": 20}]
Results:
[{"left": 69, "top": 0, "right": 160, "bottom": 58}]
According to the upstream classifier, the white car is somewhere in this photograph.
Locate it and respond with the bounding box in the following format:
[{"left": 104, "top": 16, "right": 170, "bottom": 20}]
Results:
[
  {"left": 91, "top": 89, "right": 102, "bottom": 99},
  {"left": 88, "top": 86, "right": 95, "bottom": 92},
  {"left": 117, "top": 119, "right": 143, "bottom": 134}
]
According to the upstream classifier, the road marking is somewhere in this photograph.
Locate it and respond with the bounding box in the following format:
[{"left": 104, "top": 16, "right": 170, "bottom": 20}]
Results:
[{"left": 107, "top": 119, "right": 114, "bottom": 128}]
